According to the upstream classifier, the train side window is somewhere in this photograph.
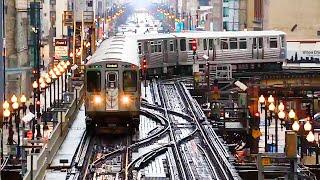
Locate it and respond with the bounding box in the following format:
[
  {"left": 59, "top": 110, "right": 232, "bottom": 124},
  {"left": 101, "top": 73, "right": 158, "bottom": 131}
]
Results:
[
  {"left": 86, "top": 71, "right": 101, "bottom": 92},
  {"left": 123, "top": 70, "right": 137, "bottom": 92},
  {"left": 269, "top": 37, "right": 278, "bottom": 48},
  {"left": 138, "top": 42, "right": 142, "bottom": 54},
  {"left": 209, "top": 39, "right": 213, "bottom": 50},
  {"left": 259, "top": 37, "right": 263, "bottom": 48},
  {"left": 229, "top": 38, "right": 238, "bottom": 49},
  {"left": 188, "top": 39, "right": 194, "bottom": 51},
  {"left": 203, "top": 39, "right": 207, "bottom": 50},
  {"left": 169, "top": 40, "right": 174, "bottom": 51},
  {"left": 150, "top": 41, "right": 155, "bottom": 53},
  {"left": 221, "top": 38, "right": 228, "bottom": 49},
  {"left": 280, "top": 35, "right": 285, "bottom": 48},
  {"left": 157, "top": 41, "right": 162, "bottom": 52},
  {"left": 144, "top": 42, "right": 148, "bottom": 53},
  {"left": 180, "top": 39, "right": 186, "bottom": 51},
  {"left": 253, "top": 38, "right": 257, "bottom": 49},
  {"left": 239, "top": 38, "right": 247, "bottom": 49}
]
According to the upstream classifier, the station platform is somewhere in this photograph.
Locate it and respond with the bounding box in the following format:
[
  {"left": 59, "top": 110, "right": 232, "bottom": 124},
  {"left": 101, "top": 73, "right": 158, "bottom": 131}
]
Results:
[{"left": 44, "top": 105, "right": 86, "bottom": 178}]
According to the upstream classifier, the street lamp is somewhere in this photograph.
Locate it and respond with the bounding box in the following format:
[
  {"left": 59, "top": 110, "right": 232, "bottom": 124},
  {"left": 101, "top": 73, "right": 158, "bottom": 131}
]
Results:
[
  {"left": 259, "top": 95, "right": 269, "bottom": 152},
  {"left": 51, "top": 73, "right": 57, "bottom": 107},
  {"left": 20, "top": 94, "right": 27, "bottom": 115},
  {"left": 46, "top": 76, "right": 52, "bottom": 107},
  {"left": 12, "top": 99, "right": 20, "bottom": 158},
  {"left": 3, "top": 100, "right": 9, "bottom": 110},
  {"left": 292, "top": 118, "right": 313, "bottom": 159},
  {"left": 54, "top": 67, "right": 61, "bottom": 107}
]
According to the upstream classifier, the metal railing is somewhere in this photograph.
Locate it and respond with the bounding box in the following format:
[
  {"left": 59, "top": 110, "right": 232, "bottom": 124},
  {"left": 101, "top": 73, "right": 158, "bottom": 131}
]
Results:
[{"left": 23, "top": 85, "right": 84, "bottom": 180}]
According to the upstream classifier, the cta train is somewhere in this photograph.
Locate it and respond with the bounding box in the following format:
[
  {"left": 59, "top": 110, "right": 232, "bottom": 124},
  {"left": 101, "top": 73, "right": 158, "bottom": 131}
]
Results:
[
  {"left": 85, "top": 35, "right": 140, "bottom": 133},
  {"left": 135, "top": 30, "right": 286, "bottom": 76}
]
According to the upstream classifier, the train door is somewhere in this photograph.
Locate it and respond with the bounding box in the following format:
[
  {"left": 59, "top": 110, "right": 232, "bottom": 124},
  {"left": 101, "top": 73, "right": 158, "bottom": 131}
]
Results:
[
  {"left": 105, "top": 71, "right": 119, "bottom": 110},
  {"left": 252, "top": 37, "right": 264, "bottom": 59}
]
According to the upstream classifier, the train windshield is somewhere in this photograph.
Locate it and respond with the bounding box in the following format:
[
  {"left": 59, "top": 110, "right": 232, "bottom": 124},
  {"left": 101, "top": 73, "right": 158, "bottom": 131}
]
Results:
[
  {"left": 123, "top": 70, "right": 137, "bottom": 92},
  {"left": 87, "top": 71, "right": 101, "bottom": 92}
]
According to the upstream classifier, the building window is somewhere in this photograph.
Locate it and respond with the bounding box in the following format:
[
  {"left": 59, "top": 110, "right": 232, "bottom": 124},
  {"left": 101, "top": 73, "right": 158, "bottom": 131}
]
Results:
[
  {"left": 269, "top": 37, "right": 278, "bottom": 48},
  {"left": 223, "top": 7, "right": 229, "bottom": 17},
  {"left": 223, "top": 22, "right": 228, "bottom": 30},
  {"left": 317, "top": 31, "right": 320, "bottom": 36},
  {"left": 239, "top": 38, "right": 247, "bottom": 49},
  {"left": 229, "top": 38, "right": 238, "bottom": 49},
  {"left": 223, "top": 0, "right": 229, "bottom": 2}
]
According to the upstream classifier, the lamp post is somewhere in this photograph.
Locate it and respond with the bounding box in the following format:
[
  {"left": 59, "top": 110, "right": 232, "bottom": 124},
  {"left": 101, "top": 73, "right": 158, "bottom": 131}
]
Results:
[
  {"left": 32, "top": 81, "right": 38, "bottom": 139},
  {"left": 54, "top": 66, "right": 61, "bottom": 107},
  {"left": 20, "top": 94, "right": 27, "bottom": 116},
  {"left": 45, "top": 76, "right": 52, "bottom": 109},
  {"left": 292, "top": 118, "right": 313, "bottom": 159},
  {"left": 51, "top": 72, "right": 57, "bottom": 107},
  {"left": 12, "top": 97, "right": 20, "bottom": 158},
  {"left": 2, "top": 101, "right": 10, "bottom": 161}
]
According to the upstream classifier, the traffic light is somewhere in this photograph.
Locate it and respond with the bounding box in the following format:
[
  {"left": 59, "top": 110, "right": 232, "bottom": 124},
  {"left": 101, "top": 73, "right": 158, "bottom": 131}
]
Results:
[
  {"left": 142, "top": 58, "right": 147, "bottom": 70},
  {"left": 191, "top": 39, "right": 197, "bottom": 55}
]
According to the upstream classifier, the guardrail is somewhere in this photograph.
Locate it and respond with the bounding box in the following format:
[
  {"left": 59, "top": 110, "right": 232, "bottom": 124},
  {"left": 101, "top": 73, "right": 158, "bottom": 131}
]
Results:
[{"left": 23, "top": 85, "right": 85, "bottom": 180}]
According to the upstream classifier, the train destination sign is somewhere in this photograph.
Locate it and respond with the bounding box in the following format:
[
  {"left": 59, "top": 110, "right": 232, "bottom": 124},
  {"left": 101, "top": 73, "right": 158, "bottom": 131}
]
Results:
[{"left": 106, "top": 64, "right": 118, "bottom": 68}]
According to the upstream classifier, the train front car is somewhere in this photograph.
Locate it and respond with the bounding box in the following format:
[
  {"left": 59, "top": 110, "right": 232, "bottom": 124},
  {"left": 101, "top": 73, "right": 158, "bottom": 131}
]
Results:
[{"left": 85, "top": 36, "right": 141, "bottom": 133}]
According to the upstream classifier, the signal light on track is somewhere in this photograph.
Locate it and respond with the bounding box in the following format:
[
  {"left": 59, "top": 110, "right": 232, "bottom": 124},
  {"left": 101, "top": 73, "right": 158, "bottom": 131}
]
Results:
[{"left": 142, "top": 58, "right": 147, "bottom": 70}]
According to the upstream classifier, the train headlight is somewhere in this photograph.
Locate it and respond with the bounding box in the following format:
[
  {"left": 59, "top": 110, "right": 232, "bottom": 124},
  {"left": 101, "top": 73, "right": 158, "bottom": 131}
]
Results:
[
  {"left": 122, "top": 95, "right": 130, "bottom": 105},
  {"left": 94, "top": 95, "right": 102, "bottom": 105}
]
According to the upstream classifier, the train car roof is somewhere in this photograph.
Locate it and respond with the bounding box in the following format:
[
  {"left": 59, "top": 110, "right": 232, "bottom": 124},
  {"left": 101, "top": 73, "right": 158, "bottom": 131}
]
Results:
[
  {"left": 86, "top": 35, "right": 140, "bottom": 66},
  {"left": 134, "top": 30, "right": 286, "bottom": 40},
  {"left": 171, "top": 30, "right": 286, "bottom": 38}
]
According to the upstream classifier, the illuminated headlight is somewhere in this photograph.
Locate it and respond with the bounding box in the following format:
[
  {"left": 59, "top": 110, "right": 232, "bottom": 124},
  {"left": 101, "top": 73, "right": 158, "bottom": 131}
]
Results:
[
  {"left": 94, "top": 95, "right": 102, "bottom": 104},
  {"left": 122, "top": 95, "right": 130, "bottom": 105}
]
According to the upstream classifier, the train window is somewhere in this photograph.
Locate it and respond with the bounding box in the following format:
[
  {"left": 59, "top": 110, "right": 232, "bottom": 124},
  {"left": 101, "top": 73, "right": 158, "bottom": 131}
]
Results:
[
  {"left": 280, "top": 35, "right": 285, "bottom": 48},
  {"left": 221, "top": 38, "right": 228, "bottom": 49},
  {"left": 123, "top": 70, "right": 137, "bottom": 92},
  {"left": 180, "top": 39, "right": 186, "bottom": 51},
  {"left": 269, "top": 37, "right": 278, "bottom": 48},
  {"left": 253, "top": 38, "right": 257, "bottom": 49},
  {"left": 203, "top": 39, "right": 208, "bottom": 50},
  {"left": 209, "top": 39, "right": 213, "bottom": 50},
  {"left": 169, "top": 40, "right": 174, "bottom": 51},
  {"left": 86, "top": 71, "right": 101, "bottom": 92},
  {"left": 164, "top": 40, "right": 167, "bottom": 52},
  {"left": 108, "top": 73, "right": 116, "bottom": 82},
  {"left": 138, "top": 42, "right": 142, "bottom": 54},
  {"left": 157, "top": 41, "right": 162, "bottom": 52},
  {"left": 239, "top": 38, "right": 247, "bottom": 49},
  {"left": 259, "top": 37, "right": 263, "bottom": 48},
  {"left": 150, "top": 41, "right": 155, "bottom": 53},
  {"left": 188, "top": 39, "right": 194, "bottom": 51},
  {"left": 144, "top": 42, "right": 148, "bottom": 53},
  {"left": 229, "top": 38, "right": 238, "bottom": 49}
]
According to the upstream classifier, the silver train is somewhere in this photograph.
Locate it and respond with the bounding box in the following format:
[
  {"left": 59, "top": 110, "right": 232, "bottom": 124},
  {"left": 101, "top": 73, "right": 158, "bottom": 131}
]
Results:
[
  {"left": 135, "top": 30, "right": 286, "bottom": 76},
  {"left": 85, "top": 35, "right": 140, "bottom": 133}
]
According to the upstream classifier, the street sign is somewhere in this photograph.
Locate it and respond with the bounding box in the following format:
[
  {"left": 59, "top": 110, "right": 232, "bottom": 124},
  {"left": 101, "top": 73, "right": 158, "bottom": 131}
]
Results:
[
  {"left": 63, "top": 11, "right": 73, "bottom": 26},
  {"left": 54, "top": 39, "right": 68, "bottom": 60}
]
